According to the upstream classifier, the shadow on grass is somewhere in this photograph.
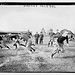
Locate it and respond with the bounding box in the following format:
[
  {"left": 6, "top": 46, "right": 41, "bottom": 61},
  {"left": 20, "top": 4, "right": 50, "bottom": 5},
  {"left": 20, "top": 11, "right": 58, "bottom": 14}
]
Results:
[
  {"left": 58, "top": 55, "right": 75, "bottom": 59},
  {"left": 0, "top": 64, "right": 29, "bottom": 72},
  {"left": 66, "top": 49, "right": 75, "bottom": 52}
]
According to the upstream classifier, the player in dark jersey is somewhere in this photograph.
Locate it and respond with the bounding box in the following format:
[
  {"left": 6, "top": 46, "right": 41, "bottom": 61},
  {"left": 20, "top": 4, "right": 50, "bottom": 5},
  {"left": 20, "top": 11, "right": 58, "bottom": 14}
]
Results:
[{"left": 51, "top": 33, "right": 69, "bottom": 58}]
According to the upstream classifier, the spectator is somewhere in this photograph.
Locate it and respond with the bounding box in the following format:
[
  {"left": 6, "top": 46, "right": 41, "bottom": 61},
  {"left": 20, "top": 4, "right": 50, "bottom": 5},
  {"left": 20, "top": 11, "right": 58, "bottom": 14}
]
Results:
[
  {"left": 39, "top": 32, "right": 44, "bottom": 44},
  {"left": 34, "top": 32, "right": 40, "bottom": 44}
]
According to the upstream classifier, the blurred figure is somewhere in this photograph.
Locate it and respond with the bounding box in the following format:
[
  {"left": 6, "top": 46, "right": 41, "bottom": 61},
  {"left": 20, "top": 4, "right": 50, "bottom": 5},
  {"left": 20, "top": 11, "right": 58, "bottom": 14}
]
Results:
[
  {"left": 34, "top": 32, "right": 40, "bottom": 44},
  {"left": 48, "top": 29, "right": 55, "bottom": 47},
  {"left": 26, "top": 36, "right": 35, "bottom": 53},
  {"left": 39, "top": 32, "right": 44, "bottom": 44},
  {"left": 56, "top": 29, "right": 60, "bottom": 36},
  {"left": 13, "top": 38, "right": 22, "bottom": 49},
  {"left": 51, "top": 32, "right": 69, "bottom": 58},
  {"left": 13, "top": 33, "right": 35, "bottom": 53},
  {"left": 0, "top": 36, "right": 10, "bottom": 49},
  {"left": 48, "top": 36, "right": 54, "bottom": 47}
]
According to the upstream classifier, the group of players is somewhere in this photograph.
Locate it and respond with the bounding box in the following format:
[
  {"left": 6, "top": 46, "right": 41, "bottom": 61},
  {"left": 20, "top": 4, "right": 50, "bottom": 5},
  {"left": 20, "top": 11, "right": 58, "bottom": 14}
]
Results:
[{"left": 0, "top": 30, "right": 72, "bottom": 59}]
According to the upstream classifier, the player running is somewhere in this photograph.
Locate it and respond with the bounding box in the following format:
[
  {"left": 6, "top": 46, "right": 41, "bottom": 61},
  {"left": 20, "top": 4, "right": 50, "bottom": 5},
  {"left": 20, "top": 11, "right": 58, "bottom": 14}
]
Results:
[
  {"left": 0, "top": 36, "right": 10, "bottom": 49},
  {"left": 51, "top": 32, "right": 69, "bottom": 58},
  {"left": 13, "top": 33, "right": 36, "bottom": 53}
]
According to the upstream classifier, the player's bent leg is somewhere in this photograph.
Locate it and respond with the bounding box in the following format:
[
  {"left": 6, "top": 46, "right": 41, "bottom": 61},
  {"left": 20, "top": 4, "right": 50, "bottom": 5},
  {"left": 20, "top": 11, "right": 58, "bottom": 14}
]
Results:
[
  {"left": 51, "top": 41, "right": 53, "bottom": 46},
  {"left": 0, "top": 45, "right": 3, "bottom": 49},
  {"left": 51, "top": 52, "right": 57, "bottom": 58},
  {"left": 6, "top": 46, "right": 10, "bottom": 49},
  {"left": 31, "top": 43, "right": 36, "bottom": 47},
  {"left": 28, "top": 46, "right": 36, "bottom": 53},
  {"left": 6, "top": 45, "right": 10, "bottom": 49},
  {"left": 57, "top": 47, "right": 61, "bottom": 53},
  {"left": 27, "top": 47, "right": 33, "bottom": 53},
  {"left": 4, "top": 43, "right": 10, "bottom": 49},
  {"left": 20, "top": 44, "right": 26, "bottom": 47},
  {"left": 51, "top": 47, "right": 60, "bottom": 58},
  {"left": 13, "top": 43, "right": 17, "bottom": 49},
  {"left": 48, "top": 41, "right": 50, "bottom": 47},
  {"left": 59, "top": 44, "right": 65, "bottom": 53},
  {"left": 30, "top": 46, "right": 35, "bottom": 52},
  {"left": 61, "top": 48, "right": 65, "bottom": 53}
]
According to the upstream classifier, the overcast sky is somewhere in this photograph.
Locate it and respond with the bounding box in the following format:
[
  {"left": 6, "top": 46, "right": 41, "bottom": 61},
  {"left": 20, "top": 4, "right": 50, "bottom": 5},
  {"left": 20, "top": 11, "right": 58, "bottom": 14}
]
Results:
[{"left": 0, "top": 5, "right": 75, "bottom": 34}]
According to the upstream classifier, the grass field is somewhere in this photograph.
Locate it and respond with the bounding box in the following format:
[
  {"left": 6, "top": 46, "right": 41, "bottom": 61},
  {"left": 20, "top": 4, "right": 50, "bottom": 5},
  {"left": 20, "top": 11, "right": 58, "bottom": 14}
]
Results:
[{"left": 0, "top": 37, "right": 75, "bottom": 73}]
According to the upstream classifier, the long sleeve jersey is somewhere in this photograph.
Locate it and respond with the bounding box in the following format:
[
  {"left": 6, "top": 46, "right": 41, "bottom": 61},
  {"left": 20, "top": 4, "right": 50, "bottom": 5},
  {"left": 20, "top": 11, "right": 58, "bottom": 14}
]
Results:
[{"left": 57, "top": 35, "right": 68, "bottom": 44}]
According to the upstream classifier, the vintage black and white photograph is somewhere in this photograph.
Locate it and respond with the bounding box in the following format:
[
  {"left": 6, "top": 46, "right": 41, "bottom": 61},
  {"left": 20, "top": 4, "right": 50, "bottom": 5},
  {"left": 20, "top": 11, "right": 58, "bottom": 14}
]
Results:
[{"left": 0, "top": 3, "right": 75, "bottom": 73}]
